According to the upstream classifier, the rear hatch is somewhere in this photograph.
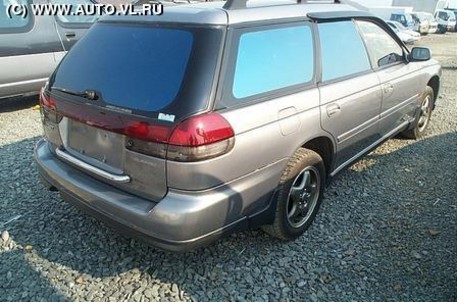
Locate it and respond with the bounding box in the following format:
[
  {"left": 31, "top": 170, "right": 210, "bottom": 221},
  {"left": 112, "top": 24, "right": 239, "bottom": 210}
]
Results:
[{"left": 44, "top": 20, "right": 223, "bottom": 201}]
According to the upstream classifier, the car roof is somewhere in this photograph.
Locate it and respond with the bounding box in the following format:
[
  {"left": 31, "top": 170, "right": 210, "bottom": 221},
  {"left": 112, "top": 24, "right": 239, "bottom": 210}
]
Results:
[{"left": 102, "top": 0, "right": 371, "bottom": 26}]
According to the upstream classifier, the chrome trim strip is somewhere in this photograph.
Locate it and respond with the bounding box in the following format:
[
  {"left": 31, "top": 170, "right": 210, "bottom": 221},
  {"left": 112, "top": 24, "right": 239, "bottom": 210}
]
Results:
[
  {"left": 337, "top": 115, "right": 379, "bottom": 143},
  {"left": 380, "top": 94, "right": 419, "bottom": 119},
  {"left": 55, "top": 148, "right": 131, "bottom": 183},
  {"left": 0, "top": 77, "right": 48, "bottom": 89},
  {"left": 330, "top": 120, "right": 410, "bottom": 177}
]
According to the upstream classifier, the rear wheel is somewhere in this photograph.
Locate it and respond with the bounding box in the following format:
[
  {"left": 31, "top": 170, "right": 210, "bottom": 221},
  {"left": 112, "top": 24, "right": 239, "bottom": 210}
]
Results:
[
  {"left": 262, "top": 148, "right": 325, "bottom": 240},
  {"left": 402, "top": 86, "right": 434, "bottom": 139}
]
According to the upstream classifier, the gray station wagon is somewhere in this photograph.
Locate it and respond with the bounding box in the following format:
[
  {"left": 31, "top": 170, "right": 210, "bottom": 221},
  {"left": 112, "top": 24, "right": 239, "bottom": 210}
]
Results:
[{"left": 35, "top": 0, "right": 441, "bottom": 251}]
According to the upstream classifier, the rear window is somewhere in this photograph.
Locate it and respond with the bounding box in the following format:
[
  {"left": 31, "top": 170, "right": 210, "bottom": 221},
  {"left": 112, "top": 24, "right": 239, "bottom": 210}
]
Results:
[
  {"left": 232, "top": 25, "right": 314, "bottom": 99},
  {"left": 51, "top": 22, "right": 222, "bottom": 117},
  {"left": 218, "top": 23, "right": 314, "bottom": 108}
]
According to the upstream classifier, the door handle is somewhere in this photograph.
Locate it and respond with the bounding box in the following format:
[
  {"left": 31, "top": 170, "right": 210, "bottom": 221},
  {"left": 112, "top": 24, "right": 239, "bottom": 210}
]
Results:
[
  {"left": 65, "top": 32, "right": 76, "bottom": 39},
  {"left": 383, "top": 83, "right": 394, "bottom": 94},
  {"left": 326, "top": 104, "right": 341, "bottom": 117}
]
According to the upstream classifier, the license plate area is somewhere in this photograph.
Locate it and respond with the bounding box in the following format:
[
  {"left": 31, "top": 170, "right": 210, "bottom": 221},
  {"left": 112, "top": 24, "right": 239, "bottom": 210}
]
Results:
[{"left": 66, "top": 119, "right": 124, "bottom": 170}]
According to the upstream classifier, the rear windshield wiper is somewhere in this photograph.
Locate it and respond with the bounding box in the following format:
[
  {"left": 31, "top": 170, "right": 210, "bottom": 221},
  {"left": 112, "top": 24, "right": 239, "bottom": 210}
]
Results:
[{"left": 51, "top": 86, "right": 99, "bottom": 101}]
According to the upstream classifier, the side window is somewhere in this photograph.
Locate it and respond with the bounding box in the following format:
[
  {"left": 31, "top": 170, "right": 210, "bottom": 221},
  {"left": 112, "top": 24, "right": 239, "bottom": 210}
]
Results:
[
  {"left": 356, "top": 21, "right": 404, "bottom": 68},
  {"left": 318, "top": 21, "right": 371, "bottom": 82},
  {"left": 0, "top": 0, "right": 31, "bottom": 31},
  {"left": 232, "top": 24, "right": 314, "bottom": 99},
  {"left": 50, "top": 0, "right": 100, "bottom": 25}
]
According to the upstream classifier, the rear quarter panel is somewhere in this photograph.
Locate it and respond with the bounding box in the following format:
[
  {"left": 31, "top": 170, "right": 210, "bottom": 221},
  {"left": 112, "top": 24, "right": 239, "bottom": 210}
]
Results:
[{"left": 167, "top": 88, "right": 332, "bottom": 215}]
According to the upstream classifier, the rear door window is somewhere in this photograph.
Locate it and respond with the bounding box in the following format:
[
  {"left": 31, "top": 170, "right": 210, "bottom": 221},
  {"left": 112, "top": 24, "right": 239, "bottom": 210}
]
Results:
[
  {"left": 318, "top": 21, "right": 371, "bottom": 82},
  {"left": 226, "top": 23, "right": 314, "bottom": 103}
]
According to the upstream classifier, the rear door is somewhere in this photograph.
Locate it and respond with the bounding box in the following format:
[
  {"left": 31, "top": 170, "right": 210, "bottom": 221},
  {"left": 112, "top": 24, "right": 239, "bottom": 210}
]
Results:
[
  {"left": 0, "top": 0, "right": 63, "bottom": 99},
  {"left": 356, "top": 20, "right": 420, "bottom": 137},
  {"left": 318, "top": 20, "right": 382, "bottom": 169}
]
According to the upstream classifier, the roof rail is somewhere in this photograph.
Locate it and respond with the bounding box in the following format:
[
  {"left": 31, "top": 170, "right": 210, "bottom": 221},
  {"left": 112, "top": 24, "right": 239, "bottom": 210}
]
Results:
[{"left": 223, "top": 0, "right": 341, "bottom": 10}]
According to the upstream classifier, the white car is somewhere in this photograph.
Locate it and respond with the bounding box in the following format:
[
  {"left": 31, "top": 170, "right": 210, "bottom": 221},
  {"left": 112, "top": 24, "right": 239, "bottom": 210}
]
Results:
[
  {"left": 434, "top": 10, "right": 457, "bottom": 33},
  {"left": 418, "top": 12, "right": 439, "bottom": 34},
  {"left": 411, "top": 12, "right": 431, "bottom": 34},
  {"left": 386, "top": 20, "right": 421, "bottom": 44}
]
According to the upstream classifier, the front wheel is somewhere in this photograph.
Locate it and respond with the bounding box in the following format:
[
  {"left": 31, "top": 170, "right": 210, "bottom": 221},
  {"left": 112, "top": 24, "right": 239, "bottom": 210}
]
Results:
[
  {"left": 262, "top": 148, "right": 325, "bottom": 240},
  {"left": 402, "top": 86, "right": 434, "bottom": 139}
]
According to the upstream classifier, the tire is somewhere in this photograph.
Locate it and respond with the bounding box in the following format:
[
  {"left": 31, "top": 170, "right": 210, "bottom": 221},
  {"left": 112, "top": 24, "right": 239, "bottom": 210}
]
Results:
[
  {"left": 262, "top": 148, "right": 325, "bottom": 240},
  {"left": 402, "top": 86, "right": 434, "bottom": 139}
]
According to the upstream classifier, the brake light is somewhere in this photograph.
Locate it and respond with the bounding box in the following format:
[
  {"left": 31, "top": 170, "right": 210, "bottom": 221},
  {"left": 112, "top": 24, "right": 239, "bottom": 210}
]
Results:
[
  {"left": 125, "top": 121, "right": 171, "bottom": 143},
  {"left": 167, "top": 113, "right": 235, "bottom": 161},
  {"left": 127, "top": 113, "right": 235, "bottom": 161},
  {"left": 168, "top": 113, "right": 234, "bottom": 146}
]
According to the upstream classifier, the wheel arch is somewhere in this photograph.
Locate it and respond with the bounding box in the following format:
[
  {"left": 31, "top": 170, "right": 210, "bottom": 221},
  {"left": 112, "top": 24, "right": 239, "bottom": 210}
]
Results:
[
  {"left": 301, "top": 135, "right": 335, "bottom": 177},
  {"left": 427, "top": 76, "right": 440, "bottom": 105}
]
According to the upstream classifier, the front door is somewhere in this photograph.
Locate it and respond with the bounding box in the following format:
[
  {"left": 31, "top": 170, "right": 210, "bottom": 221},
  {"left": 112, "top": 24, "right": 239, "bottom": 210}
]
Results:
[
  {"left": 317, "top": 20, "right": 382, "bottom": 169},
  {"left": 356, "top": 20, "right": 420, "bottom": 136}
]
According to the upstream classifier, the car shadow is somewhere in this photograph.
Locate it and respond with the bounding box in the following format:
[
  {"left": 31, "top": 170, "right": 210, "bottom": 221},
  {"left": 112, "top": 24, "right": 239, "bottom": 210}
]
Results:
[
  {"left": 0, "top": 132, "right": 455, "bottom": 300},
  {"left": 0, "top": 95, "right": 39, "bottom": 113}
]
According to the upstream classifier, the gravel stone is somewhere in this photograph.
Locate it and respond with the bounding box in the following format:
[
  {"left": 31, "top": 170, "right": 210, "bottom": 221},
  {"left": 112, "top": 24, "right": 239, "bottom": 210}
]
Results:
[
  {"left": 0, "top": 34, "right": 456, "bottom": 302},
  {"left": 1, "top": 230, "right": 9, "bottom": 243}
]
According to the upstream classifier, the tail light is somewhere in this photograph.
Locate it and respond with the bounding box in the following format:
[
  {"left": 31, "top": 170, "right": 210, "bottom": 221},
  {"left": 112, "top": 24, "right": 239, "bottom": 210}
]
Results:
[
  {"left": 167, "top": 113, "right": 235, "bottom": 161},
  {"left": 39, "top": 88, "right": 62, "bottom": 123},
  {"left": 127, "top": 113, "right": 235, "bottom": 162}
]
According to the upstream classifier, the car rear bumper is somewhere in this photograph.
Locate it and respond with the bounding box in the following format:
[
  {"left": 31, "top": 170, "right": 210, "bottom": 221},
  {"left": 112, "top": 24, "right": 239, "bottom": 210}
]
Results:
[{"left": 34, "top": 139, "right": 280, "bottom": 251}]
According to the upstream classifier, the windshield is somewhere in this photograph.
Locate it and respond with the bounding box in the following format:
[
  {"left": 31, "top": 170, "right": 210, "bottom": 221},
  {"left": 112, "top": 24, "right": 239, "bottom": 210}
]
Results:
[
  {"left": 421, "top": 13, "right": 434, "bottom": 21},
  {"left": 415, "top": 13, "right": 427, "bottom": 21},
  {"left": 51, "top": 22, "right": 223, "bottom": 117},
  {"left": 405, "top": 14, "right": 414, "bottom": 23}
]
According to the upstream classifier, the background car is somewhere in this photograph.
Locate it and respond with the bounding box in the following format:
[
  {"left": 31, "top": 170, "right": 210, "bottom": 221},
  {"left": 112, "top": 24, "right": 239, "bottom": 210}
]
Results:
[
  {"left": 444, "top": 8, "right": 457, "bottom": 31},
  {"left": 417, "top": 12, "right": 439, "bottom": 34},
  {"left": 386, "top": 20, "right": 421, "bottom": 44},
  {"left": 411, "top": 12, "right": 431, "bottom": 35},
  {"left": 434, "top": 9, "right": 456, "bottom": 33},
  {"left": 0, "top": 0, "right": 99, "bottom": 101},
  {"left": 390, "top": 12, "right": 416, "bottom": 30}
]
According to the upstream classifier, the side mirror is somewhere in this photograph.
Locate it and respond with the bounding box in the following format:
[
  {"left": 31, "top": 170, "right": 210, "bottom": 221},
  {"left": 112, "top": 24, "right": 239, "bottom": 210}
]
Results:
[{"left": 409, "top": 47, "right": 431, "bottom": 62}]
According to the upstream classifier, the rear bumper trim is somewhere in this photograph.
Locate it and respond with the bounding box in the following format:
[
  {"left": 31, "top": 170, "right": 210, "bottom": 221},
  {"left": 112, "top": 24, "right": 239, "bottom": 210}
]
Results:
[{"left": 56, "top": 148, "right": 131, "bottom": 183}]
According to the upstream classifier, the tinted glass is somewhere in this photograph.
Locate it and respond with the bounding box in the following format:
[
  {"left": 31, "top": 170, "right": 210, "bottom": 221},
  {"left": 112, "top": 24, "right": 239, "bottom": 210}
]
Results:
[
  {"left": 53, "top": 23, "right": 193, "bottom": 112},
  {"left": 232, "top": 25, "right": 314, "bottom": 99},
  {"left": 318, "top": 21, "right": 371, "bottom": 81},
  {"left": 0, "top": 0, "right": 30, "bottom": 29},
  {"left": 356, "top": 21, "right": 404, "bottom": 68}
]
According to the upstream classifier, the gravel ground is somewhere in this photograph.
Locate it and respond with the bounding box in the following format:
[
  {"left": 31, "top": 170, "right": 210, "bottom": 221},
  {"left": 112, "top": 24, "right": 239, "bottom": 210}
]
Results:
[{"left": 0, "top": 33, "right": 456, "bottom": 302}]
